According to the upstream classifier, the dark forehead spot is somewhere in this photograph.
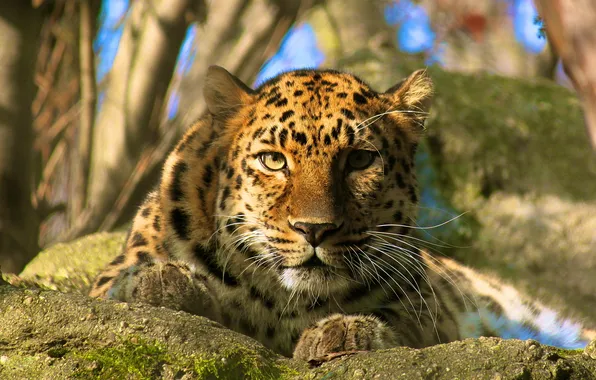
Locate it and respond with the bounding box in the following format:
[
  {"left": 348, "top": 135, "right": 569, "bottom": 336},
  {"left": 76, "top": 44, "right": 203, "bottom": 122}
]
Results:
[
  {"left": 331, "top": 118, "right": 343, "bottom": 139},
  {"left": 275, "top": 98, "right": 288, "bottom": 107},
  {"left": 340, "top": 108, "right": 355, "bottom": 120},
  {"left": 292, "top": 131, "right": 307, "bottom": 145},
  {"left": 253, "top": 127, "right": 267, "bottom": 140},
  {"left": 337, "top": 92, "right": 348, "bottom": 98},
  {"left": 293, "top": 90, "right": 303, "bottom": 96},
  {"left": 279, "top": 128, "right": 288, "bottom": 148},
  {"left": 346, "top": 125, "right": 355, "bottom": 145},
  {"left": 279, "top": 110, "right": 294, "bottom": 123},
  {"left": 353, "top": 92, "right": 367, "bottom": 105},
  {"left": 265, "top": 94, "right": 281, "bottom": 106}
]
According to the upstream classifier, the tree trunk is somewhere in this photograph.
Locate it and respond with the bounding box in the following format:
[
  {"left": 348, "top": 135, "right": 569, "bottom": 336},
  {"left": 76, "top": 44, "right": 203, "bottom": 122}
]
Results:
[
  {"left": 69, "top": 0, "right": 98, "bottom": 225},
  {"left": 71, "top": 0, "right": 198, "bottom": 238},
  {"left": 535, "top": 0, "right": 596, "bottom": 150},
  {"left": 0, "top": 1, "right": 43, "bottom": 273}
]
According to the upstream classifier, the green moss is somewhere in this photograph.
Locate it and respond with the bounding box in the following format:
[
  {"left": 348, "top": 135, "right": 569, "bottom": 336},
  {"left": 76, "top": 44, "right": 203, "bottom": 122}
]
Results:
[
  {"left": 19, "top": 232, "right": 128, "bottom": 294},
  {"left": 71, "top": 337, "right": 298, "bottom": 380},
  {"left": 553, "top": 348, "right": 584, "bottom": 358},
  {"left": 425, "top": 68, "right": 596, "bottom": 203},
  {"left": 192, "top": 354, "right": 221, "bottom": 378},
  {"left": 47, "top": 347, "right": 69, "bottom": 358},
  {"left": 191, "top": 344, "right": 299, "bottom": 379},
  {"left": 72, "top": 338, "right": 172, "bottom": 379}
]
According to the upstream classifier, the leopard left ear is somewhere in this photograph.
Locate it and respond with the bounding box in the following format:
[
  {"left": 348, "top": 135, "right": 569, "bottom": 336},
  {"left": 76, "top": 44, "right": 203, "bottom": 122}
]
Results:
[
  {"left": 383, "top": 69, "right": 433, "bottom": 135},
  {"left": 204, "top": 65, "right": 255, "bottom": 117}
]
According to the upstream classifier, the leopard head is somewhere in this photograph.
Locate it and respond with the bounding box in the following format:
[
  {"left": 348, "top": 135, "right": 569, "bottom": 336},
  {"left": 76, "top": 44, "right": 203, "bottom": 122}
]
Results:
[{"left": 204, "top": 66, "right": 433, "bottom": 297}]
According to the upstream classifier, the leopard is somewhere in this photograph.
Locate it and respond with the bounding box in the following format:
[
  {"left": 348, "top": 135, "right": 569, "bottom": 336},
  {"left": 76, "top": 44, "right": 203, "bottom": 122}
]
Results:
[{"left": 90, "top": 66, "right": 596, "bottom": 361}]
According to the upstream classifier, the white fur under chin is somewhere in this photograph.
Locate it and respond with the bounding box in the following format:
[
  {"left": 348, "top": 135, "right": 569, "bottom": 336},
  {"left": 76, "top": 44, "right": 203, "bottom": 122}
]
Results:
[{"left": 279, "top": 267, "right": 351, "bottom": 297}]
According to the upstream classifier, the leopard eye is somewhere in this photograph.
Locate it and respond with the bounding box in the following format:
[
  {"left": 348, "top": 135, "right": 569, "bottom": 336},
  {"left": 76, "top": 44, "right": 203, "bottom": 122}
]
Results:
[
  {"left": 258, "top": 152, "right": 287, "bottom": 171},
  {"left": 347, "top": 150, "right": 376, "bottom": 170}
]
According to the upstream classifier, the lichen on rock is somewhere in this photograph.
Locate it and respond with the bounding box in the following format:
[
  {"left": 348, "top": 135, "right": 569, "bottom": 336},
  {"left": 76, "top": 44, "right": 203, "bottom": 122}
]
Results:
[{"left": 1, "top": 286, "right": 596, "bottom": 379}]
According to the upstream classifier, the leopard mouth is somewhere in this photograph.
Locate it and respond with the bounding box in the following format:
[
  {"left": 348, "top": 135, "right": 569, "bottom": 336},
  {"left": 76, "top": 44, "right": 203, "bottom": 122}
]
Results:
[
  {"left": 281, "top": 254, "right": 328, "bottom": 269},
  {"left": 281, "top": 250, "right": 338, "bottom": 269},
  {"left": 299, "top": 254, "right": 327, "bottom": 268}
]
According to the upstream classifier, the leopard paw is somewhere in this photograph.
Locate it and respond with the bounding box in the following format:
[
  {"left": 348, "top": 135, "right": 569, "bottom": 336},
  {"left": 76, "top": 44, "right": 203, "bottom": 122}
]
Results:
[
  {"left": 109, "top": 261, "right": 220, "bottom": 319},
  {"left": 293, "top": 314, "right": 398, "bottom": 361}
]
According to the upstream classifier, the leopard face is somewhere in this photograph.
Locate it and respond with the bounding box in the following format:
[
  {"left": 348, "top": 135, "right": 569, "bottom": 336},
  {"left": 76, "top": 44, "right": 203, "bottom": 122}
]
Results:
[{"left": 206, "top": 67, "right": 433, "bottom": 298}]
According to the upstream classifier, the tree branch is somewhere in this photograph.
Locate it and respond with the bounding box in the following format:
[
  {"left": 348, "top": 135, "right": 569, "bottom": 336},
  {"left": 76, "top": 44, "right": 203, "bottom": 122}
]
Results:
[
  {"left": 69, "top": 0, "right": 97, "bottom": 224},
  {"left": 535, "top": 0, "right": 596, "bottom": 151},
  {"left": 66, "top": 0, "right": 199, "bottom": 240}
]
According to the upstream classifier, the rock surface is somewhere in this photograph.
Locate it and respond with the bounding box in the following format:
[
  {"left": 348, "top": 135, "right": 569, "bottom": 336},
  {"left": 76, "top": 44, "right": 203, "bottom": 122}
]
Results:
[
  {"left": 2, "top": 285, "right": 596, "bottom": 379},
  {"left": 16, "top": 232, "right": 126, "bottom": 295}
]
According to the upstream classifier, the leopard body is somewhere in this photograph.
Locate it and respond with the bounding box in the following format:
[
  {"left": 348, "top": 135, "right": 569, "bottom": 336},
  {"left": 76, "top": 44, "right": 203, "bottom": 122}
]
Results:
[{"left": 90, "top": 66, "right": 595, "bottom": 360}]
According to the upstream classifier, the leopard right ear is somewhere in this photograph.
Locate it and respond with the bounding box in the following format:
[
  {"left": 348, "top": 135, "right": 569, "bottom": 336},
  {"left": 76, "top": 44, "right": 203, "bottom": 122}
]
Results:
[
  {"left": 382, "top": 69, "right": 433, "bottom": 141},
  {"left": 204, "top": 66, "right": 255, "bottom": 117}
]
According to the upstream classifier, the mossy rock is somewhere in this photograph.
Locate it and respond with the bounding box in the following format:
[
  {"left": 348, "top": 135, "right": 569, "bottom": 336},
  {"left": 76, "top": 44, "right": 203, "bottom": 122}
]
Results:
[
  {"left": 0, "top": 286, "right": 303, "bottom": 379},
  {"left": 1, "top": 286, "right": 596, "bottom": 379},
  {"left": 7, "top": 232, "right": 126, "bottom": 294}
]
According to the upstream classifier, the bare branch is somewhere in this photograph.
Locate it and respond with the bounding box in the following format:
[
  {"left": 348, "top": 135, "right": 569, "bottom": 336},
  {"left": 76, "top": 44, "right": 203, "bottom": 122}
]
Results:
[
  {"left": 99, "top": 126, "right": 178, "bottom": 231},
  {"left": 64, "top": 0, "right": 199, "bottom": 240},
  {"left": 36, "top": 139, "right": 68, "bottom": 202},
  {"left": 174, "top": 0, "right": 315, "bottom": 132},
  {"left": 70, "top": 0, "right": 97, "bottom": 224},
  {"left": 530, "top": 0, "right": 596, "bottom": 150},
  {"left": 33, "top": 102, "right": 79, "bottom": 149}
]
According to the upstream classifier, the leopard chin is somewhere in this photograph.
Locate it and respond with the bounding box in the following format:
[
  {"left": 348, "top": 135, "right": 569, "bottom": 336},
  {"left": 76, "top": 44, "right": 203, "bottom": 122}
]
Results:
[{"left": 278, "top": 266, "right": 352, "bottom": 296}]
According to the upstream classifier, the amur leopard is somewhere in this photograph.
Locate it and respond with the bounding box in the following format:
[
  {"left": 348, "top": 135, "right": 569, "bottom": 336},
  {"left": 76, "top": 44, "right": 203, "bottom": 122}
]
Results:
[{"left": 90, "top": 66, "right": 595, "bottom": 360}]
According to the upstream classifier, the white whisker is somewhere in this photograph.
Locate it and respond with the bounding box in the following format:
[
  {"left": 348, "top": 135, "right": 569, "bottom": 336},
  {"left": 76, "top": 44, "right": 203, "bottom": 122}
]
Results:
[{"left": 377, "top": 211, "right": 468, "bottom": 231}]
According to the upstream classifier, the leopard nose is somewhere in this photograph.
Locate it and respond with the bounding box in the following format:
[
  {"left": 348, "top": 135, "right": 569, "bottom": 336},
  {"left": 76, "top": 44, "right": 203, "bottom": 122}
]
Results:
[{"left": 290, "top": 221, "right": 342, "bottom": 247}]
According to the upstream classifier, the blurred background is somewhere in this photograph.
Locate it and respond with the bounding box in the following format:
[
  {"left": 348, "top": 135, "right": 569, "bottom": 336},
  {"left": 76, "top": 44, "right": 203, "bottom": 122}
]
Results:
[{"left": 0, "top": 0, "right": 589, "bottom": 275}]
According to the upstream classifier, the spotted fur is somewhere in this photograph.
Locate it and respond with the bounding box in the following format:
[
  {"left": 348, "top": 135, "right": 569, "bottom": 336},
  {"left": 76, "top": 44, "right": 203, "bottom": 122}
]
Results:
[{"left": 90, "top": 66, "right": 595, "bottom": 360}]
